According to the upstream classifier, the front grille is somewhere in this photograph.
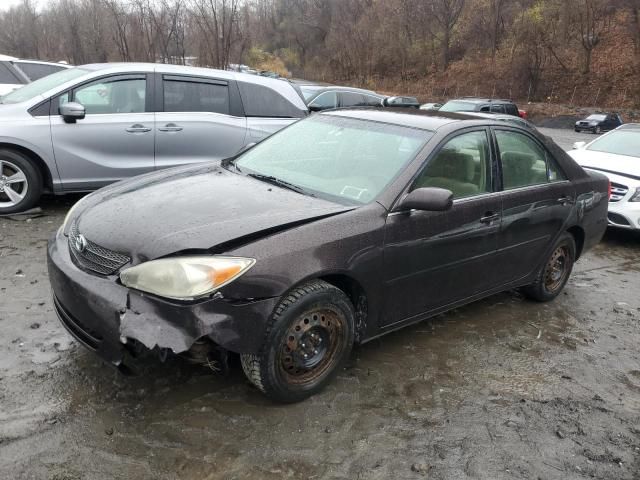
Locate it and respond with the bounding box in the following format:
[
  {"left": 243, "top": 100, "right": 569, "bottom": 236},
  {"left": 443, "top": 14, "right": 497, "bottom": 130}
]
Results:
[
  {"left": 68, "top": 221, "right": 130, "bottom": 275},
  {"left": 610, "top": 182, "right": 628, "bottom": 203},
  {"left": 608, "top": 212, "right": 631, "bottom": 226},
  {"left": 578, "top": 122, "right": 590, "bottom": 127}
]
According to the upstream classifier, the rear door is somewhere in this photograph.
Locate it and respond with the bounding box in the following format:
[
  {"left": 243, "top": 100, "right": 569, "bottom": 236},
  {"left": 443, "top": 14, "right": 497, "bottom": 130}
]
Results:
[
  {"left": 154, "top": 74, "right": 246, "bottom": 169},
  {"left": 50, "top": 73, "right": 155, "bottom": 190},
  {"left": 492, "top": 127, "right": 574, "bottom": 285},
  {"left": 382, "top": 128, "right": 502, "bottom": 327}
]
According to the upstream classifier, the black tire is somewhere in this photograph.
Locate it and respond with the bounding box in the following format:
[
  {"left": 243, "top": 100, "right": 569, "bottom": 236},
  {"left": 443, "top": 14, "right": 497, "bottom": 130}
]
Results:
[
  {"left": 241, "top": 280, "right": 355, "bottom": 403},
  {"left": 522, "top": 233, "right": 576, "bottom": 302},
  {"left": 574, "top": 129, "right": 580, "bottom": 133},
  {"left": 594, "top": 126, "right": 602, "bottom": 134},
  {"left": 0, "top": 149, "right": 42, "bottom": 214}
]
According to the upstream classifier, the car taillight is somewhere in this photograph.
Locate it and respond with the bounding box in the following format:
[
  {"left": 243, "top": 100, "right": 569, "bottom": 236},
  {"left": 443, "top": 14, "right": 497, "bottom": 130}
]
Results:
[{"left": 608, "top": 180, "right": 612, "bottom": 200}]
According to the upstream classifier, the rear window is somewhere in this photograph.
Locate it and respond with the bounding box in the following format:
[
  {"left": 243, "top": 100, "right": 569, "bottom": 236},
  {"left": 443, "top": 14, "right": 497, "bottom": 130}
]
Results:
[
  {"left": 237, "top": 81, "right": 305, "bottom": 118},
  {"left": 439, "top": 100, "right": 477, "bottom": 112},
  {"left": 15, "top": 62, "right": 66, "bottom": 81}
]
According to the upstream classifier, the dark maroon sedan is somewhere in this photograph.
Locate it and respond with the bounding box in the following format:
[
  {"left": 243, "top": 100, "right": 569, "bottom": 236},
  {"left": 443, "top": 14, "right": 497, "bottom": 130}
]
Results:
[{"left": 47, "top": 109, "right": 609, "bottom": 402}]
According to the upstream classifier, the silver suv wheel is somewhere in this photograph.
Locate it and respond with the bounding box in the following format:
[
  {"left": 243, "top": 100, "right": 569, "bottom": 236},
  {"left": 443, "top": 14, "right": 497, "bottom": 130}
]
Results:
[{"left": 0, "top": 159, "right": 29, "bottom": 208}]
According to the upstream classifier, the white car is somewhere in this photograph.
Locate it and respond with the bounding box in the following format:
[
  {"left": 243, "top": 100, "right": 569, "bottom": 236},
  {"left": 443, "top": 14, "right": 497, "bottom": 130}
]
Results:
[
  {"left": 0, "top": 54, "right": 71, "bottom": 96},
  {"left": 568, "top": 124, "right": 640, "bottom": 230}
]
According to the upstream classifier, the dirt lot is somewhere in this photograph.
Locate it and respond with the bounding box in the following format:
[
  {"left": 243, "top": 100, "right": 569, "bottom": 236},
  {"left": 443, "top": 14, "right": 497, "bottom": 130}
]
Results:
[{"left": 1, "top": 131, "right": 640, "bottom": 480}]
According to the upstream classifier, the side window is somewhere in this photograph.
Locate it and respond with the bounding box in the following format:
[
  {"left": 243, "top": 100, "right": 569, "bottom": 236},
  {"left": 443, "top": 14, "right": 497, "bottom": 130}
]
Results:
[
  {"left": 505, "top": 104, "right": 519, "bottom": 116},
  {"left": 339, "top": 92, "right": 365, "bottom": 107},
  {"left": 74, "top": 77, "right": 146, "bottom": 114},
  {"left": 237, "top": 81, "right": 305, "bottom": 118},
  {"left": 15, "top": 62, "right": 64, "bottom": 81},
  {"left": 495, "top": 130, "right": 565, "bottom": 189},
  {"left": 310, "top": 92, "right": 337, "bottom": 110},
  {"left": 363, "top": 94, "right": 382, "bottom": 107},
  {"left": 0, "top": 62, "right": 21, "bottom": 83},
  {"left": 479, "top": 105, "right": 490, "bottom": 112},
  {"left": 412, "top": 130, "right": 491, "bottom": 199},
  {"left": 164, "top": 78, "right": 229, "bottom": 114},
  {"left": 490, "top": 104, "right": 506, "bottom": 114}
]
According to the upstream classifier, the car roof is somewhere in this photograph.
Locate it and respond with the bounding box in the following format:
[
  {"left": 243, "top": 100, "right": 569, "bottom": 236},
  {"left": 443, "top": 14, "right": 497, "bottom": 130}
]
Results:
[
  {"left": 321, "top": 108, "right": 503, "bottom": 131},
  {"left": 617, "top": 123, "right": 640, "bottom": 130},
  {"left": 446, "top": 97, "right": 515, "bottom": 105},
  {"left": 13, "top": 59, "right": 71, "bottom": 67},
  {"left": 0, "top": 54, "right": 18, "bottom": 61},
  {"left": 303, "top": 85, "right": 380, "bottom": 96}
]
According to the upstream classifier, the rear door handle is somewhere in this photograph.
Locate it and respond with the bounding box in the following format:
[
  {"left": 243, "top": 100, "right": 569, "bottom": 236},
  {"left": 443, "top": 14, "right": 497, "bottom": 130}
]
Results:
[
  {"left": 557, "top": 195, "right": 573, "bottom": 205},
  {"left": 158, "top": 123, "right": 183, "bottom": 132},
  {"left": 480, "top": 212, "right": 500, "bottom": 224},
  {"left": 125, "top": 124, "right": 151, "bottom": 133}
]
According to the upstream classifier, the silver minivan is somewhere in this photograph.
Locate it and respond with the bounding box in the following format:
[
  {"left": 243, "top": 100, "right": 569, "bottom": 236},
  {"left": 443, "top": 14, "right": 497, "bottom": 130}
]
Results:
[{"left": 0, "top": 63, "right": 308, "bottom": 213}]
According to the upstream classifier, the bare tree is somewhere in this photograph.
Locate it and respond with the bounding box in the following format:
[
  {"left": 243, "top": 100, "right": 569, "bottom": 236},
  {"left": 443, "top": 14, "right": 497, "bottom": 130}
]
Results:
[
  {"left": 429, "top": 0, "right": 466, "bottom": 69},
  {"left": 575, "top": 0, "right": 611, "bottom": 74}
]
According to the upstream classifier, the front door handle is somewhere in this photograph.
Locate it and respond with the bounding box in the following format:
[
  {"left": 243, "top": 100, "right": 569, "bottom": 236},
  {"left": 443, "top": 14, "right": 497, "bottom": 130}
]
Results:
[
  {"left": 158, "top": 123, "right": 183, "bottom": 132},
  {"left": 125, "top": 124, "right": 151, "bottom": 133},
  {"left": 557, "top": 195, "right": 574, "bottom": 205},
  {"left": 480, "top": 212, "right": 500, "bottom": 224}
]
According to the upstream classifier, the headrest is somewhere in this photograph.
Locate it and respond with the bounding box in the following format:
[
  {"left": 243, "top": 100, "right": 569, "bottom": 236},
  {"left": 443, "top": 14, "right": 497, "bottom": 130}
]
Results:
[{"left": 428, "top": 150, "right": 475, "bottom": 183}]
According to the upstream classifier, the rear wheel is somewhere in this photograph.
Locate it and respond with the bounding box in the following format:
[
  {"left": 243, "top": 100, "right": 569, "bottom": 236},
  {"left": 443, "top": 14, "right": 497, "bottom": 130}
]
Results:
[
  {"left": 522, "top": 233, "right": 576, "bottom": 302},
  {"left": 0, "top": 149, "right": 42, "bottom": 214},
  {"left": 241, "top": 280, "right": 355, "bottom": 403}
]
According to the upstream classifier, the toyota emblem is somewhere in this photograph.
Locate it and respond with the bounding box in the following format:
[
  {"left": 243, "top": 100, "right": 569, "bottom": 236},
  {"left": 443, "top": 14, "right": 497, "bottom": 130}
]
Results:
[{"left": 75, "top": 234, "right": 88, "bottom": 253}]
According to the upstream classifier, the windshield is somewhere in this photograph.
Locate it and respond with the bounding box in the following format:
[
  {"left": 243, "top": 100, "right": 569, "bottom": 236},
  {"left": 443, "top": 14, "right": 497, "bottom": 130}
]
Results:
[
  {"left": 234, "top": 114, "right": 431, "bottom": 205},
  {"left": 587, "top": 130, "right": 640, "bottom": 158},
  {"left": 439, "top": 100, "right": 476, "bottom": 112},
  {"left": 586, "top": 114, "right": 606, "bottom": 121},
  {"left": 1, "top": 67, "right": 90, "bottom": 104},
  {"left": 299, "top": 85, "right": 323, "bottom": 101}
]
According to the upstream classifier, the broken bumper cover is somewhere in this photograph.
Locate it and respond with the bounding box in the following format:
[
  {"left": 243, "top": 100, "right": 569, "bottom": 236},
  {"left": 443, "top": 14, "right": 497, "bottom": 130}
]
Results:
[{"left": 47, "top": 228, "right": 279, "bottom": 369}]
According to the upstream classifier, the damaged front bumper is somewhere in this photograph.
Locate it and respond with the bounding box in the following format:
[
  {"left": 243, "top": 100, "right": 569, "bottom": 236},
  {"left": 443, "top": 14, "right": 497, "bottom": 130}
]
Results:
[{"left": 47, "top": 228, "right": 279, "bottom": 371}]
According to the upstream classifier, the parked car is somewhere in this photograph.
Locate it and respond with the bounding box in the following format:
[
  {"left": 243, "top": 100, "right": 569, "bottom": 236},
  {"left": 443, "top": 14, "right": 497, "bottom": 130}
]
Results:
[
  {"left": 0, "top": 54, "right": 71, "bottom": 96},
  {"left": 48, "top": 109, "right": 608, "bottom": 402},
  {"left": 574, "top": 113, "right": 623, "bottom": 134},
  {"left": 439, "top": 97, "right": 523, "bottom": 118},
  {"left": 296, "top": 82, "right": 419, "bottom": 111},
  {"left": 569, "top": 124, "right": 640, "bottom": 230},
  {"left": 462, "top": 111, "right": 538, "bottom": 132},
  {"left": 0, "top": 63, "right": 307, "bottom": 214},
  {"left": 420, "top": 102, "right": 442, "bottom": 111}
]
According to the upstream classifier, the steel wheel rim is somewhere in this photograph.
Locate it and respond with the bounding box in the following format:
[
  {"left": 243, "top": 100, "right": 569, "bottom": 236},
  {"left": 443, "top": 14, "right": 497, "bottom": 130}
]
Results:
[
  {"left": 278, "top": 308, "right": 346, "bottom": 385},
  {"left": 0, "top": 160, "right": 28, "bottom": 208},
  {"left": 544, "top": 245, "right": 569, "bottom": 293}
]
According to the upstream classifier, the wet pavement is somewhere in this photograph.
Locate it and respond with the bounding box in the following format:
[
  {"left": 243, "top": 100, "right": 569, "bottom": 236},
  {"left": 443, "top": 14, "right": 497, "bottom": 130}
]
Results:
[{"left": 1, "top": 132, "right": 640, "bottom": 479}]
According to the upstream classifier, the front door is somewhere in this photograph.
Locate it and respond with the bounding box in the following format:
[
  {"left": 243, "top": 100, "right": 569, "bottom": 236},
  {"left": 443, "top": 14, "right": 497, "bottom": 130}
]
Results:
[
  {"left": 50, "top": 74, "right": 155, "bottom": 190},
  {"left": 382, "top": 129, "right": 502, "bottom": 328},
  {"left": 154, "top": 74, "right": 246, "bottom": 170},
  {"left": 491, "top": 127, "right": 574, "bottom": 285}
]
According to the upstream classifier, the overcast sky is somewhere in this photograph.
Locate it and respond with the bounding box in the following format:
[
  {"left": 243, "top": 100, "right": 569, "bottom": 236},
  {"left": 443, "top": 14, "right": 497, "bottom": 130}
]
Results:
[{"left": 0, "top": 0, "right": 31, "bottom": 11}]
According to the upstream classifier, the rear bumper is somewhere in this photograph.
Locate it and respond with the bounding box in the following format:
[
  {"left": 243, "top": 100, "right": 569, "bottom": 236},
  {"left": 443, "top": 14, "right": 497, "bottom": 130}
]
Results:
[{"left": 47, "top": 228, "right": 279, "bottom": 369}]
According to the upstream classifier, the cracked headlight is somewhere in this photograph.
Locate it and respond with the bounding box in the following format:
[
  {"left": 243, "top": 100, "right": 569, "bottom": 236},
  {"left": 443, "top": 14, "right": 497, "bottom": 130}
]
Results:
[{"left": 120, "top": 256, "right": 255, "bottom": 300}]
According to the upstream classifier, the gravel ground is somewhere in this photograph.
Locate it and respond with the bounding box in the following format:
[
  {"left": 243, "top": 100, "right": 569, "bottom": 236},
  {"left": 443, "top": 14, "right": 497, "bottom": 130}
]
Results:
[{"left": 1, "top": 130, "right": 639, "bottom": 480}]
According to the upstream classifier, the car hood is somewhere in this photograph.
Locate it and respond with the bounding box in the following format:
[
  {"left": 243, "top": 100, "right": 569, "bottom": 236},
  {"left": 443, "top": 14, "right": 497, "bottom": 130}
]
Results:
[
  {"left": 75, "top": 163, "right": 355, "bottom": 262},
  {"left": 568, "top": 149, "right": 640, "bottom": 180}
]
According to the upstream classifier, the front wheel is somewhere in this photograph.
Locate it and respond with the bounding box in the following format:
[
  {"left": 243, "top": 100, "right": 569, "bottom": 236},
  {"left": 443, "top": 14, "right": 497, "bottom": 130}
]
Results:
[
  {"left": 522, "top": 233, "right": 576, "bottom": 302},
  {"left": 594, "top": 126, "right": 602, "bottom": 134},
  {"left": 241, "top": 280, "right": 355, "bottom": 403},
  {"left": 0, "top": 149, "right": 42, "bottom": 214}
]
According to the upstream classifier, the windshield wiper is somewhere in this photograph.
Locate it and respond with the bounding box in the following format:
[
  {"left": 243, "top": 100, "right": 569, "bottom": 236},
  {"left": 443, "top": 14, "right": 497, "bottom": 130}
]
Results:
[{"left": 246, "top": 173, "right": 313, "bottom": 197}]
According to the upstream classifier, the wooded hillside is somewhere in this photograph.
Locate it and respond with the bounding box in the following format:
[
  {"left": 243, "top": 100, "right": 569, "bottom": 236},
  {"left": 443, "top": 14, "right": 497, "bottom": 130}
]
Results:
[{"left": 1, "top": 0, "right": 639, "bottom": 108}]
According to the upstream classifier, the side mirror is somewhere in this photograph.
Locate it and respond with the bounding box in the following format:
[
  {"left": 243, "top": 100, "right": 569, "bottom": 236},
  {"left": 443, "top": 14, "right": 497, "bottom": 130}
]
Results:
[
  {"left": 397, "top": 187, "right": 453, "bottom": 212},
  {"left": 59, "top": 102, "right": 85, "bottom": 123},
  {"left": 572, "top": 141, "right": 587, "bottom": 150},
  {"left": 308, "top": 102, "right": 324, "bottom": 112}
]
